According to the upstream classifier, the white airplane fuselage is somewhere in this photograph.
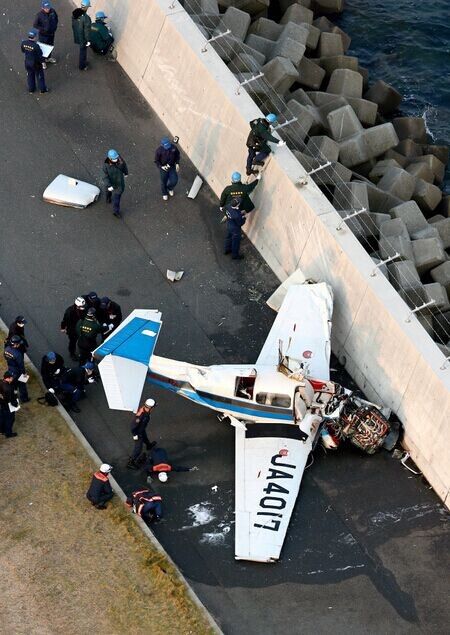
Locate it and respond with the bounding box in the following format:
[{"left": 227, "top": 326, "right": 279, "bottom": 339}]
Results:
[{"left": 147, "top": 355, "right": 334, "bottom": 425}]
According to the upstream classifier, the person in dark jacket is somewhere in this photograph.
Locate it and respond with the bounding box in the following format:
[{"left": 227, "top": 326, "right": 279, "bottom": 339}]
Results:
[
  {"left": 224, "top": 198, "right": 246, "bottom": 260},
  {"left": 98, "top": 297, "right": 122, "bottom": 340},
  {"left": 40, "top": 351, "right": 64, "bottom": 390},
  {"left": 33, "top": 1, "right": 58, "bottom": 63},
  {"left": 86, "top": 463, "right": 114, "bottom": 509},
  {"left": 145, "top": 445, "right": 195, "bottom": 483},
  {"left": 21, "top": 28, "right": 48, "bottom": 94},
  {"left": 127, "top": 399, "right": 156, "bottom": 469},
  {"left": 4, "top": 336, "right": 29, "bottom": 402},
  {"left": 82, "top": 291, "right": 101, "bottom": 312},
  {"left": 0, "top": 371, "right": 20, "bottom": 438},
  {"left": 155, "top": 137, "right": 180, "bottom": 201},
  {"left": 76, "top": 308, "right": 105, "bottom": 365},
  {"left": 90, "top": 11, "right": 114, "bottom": 55},
  {"left": 72, "top": 0, "right": 91, "bottom": 71},
  {"left": 61, "top": 296, "right": 86, "bottom": 361},
  {"left": 246, "top": 114, "right": 285, "bottom": 175},
  {"left": 57, "top": 362, "right": 96, "bottom": 412},
  {"left": 219, "top": 171, "right": 261, "bottom": 214},
  {"left": 103, "top": 149, "right": 128, "bottom": 218},
  {"left": 6, "top": 315, "right": 29, "bottom": 353},
  {"left": 126, "top": 488, "right": 163, "bottom": 524}
]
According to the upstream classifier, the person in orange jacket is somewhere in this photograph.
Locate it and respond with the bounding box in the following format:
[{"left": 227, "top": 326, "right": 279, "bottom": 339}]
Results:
[{"left": 86, "top": 463, "right": 114, "bottom": 509}]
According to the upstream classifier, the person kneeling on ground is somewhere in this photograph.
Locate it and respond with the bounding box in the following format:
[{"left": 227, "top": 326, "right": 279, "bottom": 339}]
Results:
[
  {"left": 145, "top": 445, "right": 195, "bottom": 483},
  {"left": 126, "top": 488, "right": 163, "bottom": 524},
  {"left": 57, "top": 362, "right": 96, "bottom": 412},
  {"left": 86, "top": 463, "right": 114, "bottom": 509},
  {"left": 90, "top": 11, "right": 114, "bottom": 56}
]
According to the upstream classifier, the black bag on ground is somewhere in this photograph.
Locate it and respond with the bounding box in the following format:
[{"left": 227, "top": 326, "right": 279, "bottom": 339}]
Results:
[{"left": 37, "top": 391, "right": 59, "bottom": 407}]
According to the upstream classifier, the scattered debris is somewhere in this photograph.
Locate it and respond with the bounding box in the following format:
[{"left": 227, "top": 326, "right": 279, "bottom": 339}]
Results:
[
  {"left": 187, "top": 175, "right": 203, "bottom": 199},
  {"left": 211, "top": 485, "right": 218, "bottom": 493},
  {"left": 166, "top": 269, "right": 184, "bottom": 282},
  {"left": 181, "top": 502, "right": 215, "bottom": 530}
]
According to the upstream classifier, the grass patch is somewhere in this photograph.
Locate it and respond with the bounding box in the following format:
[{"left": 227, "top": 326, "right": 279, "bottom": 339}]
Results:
[{"left": 0, "top": 355, "right": 215, "bottom": 635}]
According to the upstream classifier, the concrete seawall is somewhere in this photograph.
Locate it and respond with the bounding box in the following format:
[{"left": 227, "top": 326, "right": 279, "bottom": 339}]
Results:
[{"left": 82, "top": 0, "right": 449, "bottom": 507}]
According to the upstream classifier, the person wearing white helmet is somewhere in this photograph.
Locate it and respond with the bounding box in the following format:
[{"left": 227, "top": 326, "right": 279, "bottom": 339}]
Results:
[
  {"left": 245, "top": 113, "right": 286, "bottom": 175},
  {"left": 127, "top": 398, "right": 156, "bottom": 469},
  {"left": 145, "top": 445, "right": 196, "bottom": 483},
  {"left": 60, "top": 297, "right": 86, "bottom": 361},
  {"left": 86, "top": 463, "right": 113, "bottom": 509}
]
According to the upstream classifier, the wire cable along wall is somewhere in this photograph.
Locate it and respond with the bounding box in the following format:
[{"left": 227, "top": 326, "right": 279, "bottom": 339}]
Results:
[{"left": 174, "top": 0, "right": 450, "bottom": 366}]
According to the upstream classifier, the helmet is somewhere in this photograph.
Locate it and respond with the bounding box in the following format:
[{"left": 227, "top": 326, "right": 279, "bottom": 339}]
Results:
[
  {"left": 100, "top": 463, "right": 112, "bottom": 474},
  {"left": 158, "top": 472, "right": 168, "bottom": 483},
  {"left": 95, "top": 11, "right": 107, "bottom": 19},
  {"left": 100, "top": 296, "right": 110, "bottom": 309},
  {"left": 10, "top": 335, "right": 22, "bottom": 345},
  {"left": 28, "top": 28, "right": 38, "bottom": 39},
  {"left": 86, "top": 307, "right": 96, "bottom": 318},
  {"left": 161, "top": 137, "right": 171, "bottom": 149},
  {"left": 83, "top": 361, "right": 95, "bottom": 370},
  {"left": 145, "top": 398, "right": 155, "bottom": 408},
  {"left": 266, "top": 113, "right": 277, "bottom": 124},
  {"left": 15, "top": 315, "right": 27, "bottom": 325},
  {"left": 81, "top": 0, "right": 91, "bottom": 8},
  {"left": 75, "top": 296, "right": 86, "bottom": 308},
  {"left": 231, "top": 172, "right": 241, "bottom": 183},
  {"left": 107, "top": 149, "right": 119, "bottom": 161},
  {"left": 46, "top": 351, "right": 56, "bottom": 362}
]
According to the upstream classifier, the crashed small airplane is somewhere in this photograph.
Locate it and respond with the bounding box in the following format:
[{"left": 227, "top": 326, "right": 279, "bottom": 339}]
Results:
[{"left": 94, "top": 279, "right": 391, "bottom": 562}]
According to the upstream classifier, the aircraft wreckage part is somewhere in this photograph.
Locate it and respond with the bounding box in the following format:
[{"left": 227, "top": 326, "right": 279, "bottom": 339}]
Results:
[
  {"left": 94, "top": 309, "right": 162, "bottom": 411},
  {"left": 43, "top": 174, "right": 101, "bottom": 208}
]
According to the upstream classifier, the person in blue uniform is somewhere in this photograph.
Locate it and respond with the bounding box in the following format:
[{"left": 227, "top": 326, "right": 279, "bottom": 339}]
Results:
[
  {"left": 4, "top": 335, "right": 29, "bottom": 402},
  {"left": 224, "top": 198, "right": 246, "bottom": 260},
  {"left": 145, "top": 445, "right": 194, "bottom": 483},
  {"left": 154, "top": 138, "right": 180, "bottom": 201},
  {"left": 33, "top": 1, "right": 58, "bottom": 64},
  {"left": 40, "top": 351, "right": 65, "bottom": 390},
  {"left": 126, "top": 488, "right": 163, "bottom": 524},
  {"left": 21, "top": 28, "right": 48, "bottom": 94}
]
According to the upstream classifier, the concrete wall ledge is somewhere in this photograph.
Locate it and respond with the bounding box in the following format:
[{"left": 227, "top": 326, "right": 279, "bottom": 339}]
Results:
[{"left": 82, "top": 0, "right": 450, "bottom": 508}]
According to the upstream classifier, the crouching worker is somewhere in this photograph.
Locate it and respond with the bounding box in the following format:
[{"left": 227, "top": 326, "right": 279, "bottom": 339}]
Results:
[
  {"left": 86, "top": 463, "right": 114, "bottom": 509},
  {"left": 126, "top": 488, "right": 162, "bottom": 524},
  {"left": 146, "top": 445, "right": 195, "bottom": 483},
  {"left": 90, "top": 11, "right": 114, "bottom": 56}
]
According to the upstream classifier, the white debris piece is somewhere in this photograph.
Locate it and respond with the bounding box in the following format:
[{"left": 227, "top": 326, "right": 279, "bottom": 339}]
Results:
[
  {"left": 187, "top": 175, "right": 203, "bottom": 199},
  {"left": 166, "top": 269, "right": 184, "bottom": 282}
]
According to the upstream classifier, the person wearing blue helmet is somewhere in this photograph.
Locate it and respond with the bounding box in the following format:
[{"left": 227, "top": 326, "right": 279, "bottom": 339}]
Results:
[
  {"left": 20, "top": 28, "right": 48, "bottom": 94},
  {"left": 219, "top": 170, "right": 261, "bottom": 214},
  {"left": 102, "top": 149, "right": 129, "bottom": 218},
  {"left": 33, "top": 2, "right": 58, "bottom": 65},
  {"left": 72, "top": 0, "right": 92, "bottom": 70},
  {"left": 245, "top": 113, "right": 286, "bottom": 175},
  {"left": 40, "top": 351, "right": 65, "bottom": 391},
  {"left": 154, "top": 137, "right": 180, "bottom": 201},
  {"left": 90, "top": 11, "right": 114, "bottom": 56}
]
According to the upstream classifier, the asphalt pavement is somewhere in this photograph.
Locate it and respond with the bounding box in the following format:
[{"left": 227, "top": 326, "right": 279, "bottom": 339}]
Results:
[{"left": 1, "top": 3, "right": 449, "bottom": 634}]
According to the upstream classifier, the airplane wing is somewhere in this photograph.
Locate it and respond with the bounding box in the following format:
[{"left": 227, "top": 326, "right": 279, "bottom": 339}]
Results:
[
  {"left": 257, "top": 282, "right": 333, "bottom": 380},
  {"left": 93, "top": 309, "right": 162, "bottom": 411},
  {"left": 234, "top": 415, "right": 321, "bottom": 562}
]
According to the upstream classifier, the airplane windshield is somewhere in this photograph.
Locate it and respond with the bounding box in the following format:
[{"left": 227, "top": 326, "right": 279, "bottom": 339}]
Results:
[{"left": 255, "top": 392, "right": 291, "bottom": 408}]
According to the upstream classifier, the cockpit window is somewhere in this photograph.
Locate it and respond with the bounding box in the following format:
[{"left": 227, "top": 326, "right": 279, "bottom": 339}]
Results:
[{"left": 255, "top": 392, "right": 291, "bottom": 408}]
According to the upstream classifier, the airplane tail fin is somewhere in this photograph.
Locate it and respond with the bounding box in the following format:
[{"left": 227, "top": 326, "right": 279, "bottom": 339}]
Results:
[{"left": 93, "top": 310, "right": 162, "bottom": 411}]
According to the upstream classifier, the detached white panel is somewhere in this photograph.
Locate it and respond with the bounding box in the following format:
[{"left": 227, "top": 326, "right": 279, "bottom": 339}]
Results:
[{"left": 43, "top": 174, "right": 100, "bottom": 209}]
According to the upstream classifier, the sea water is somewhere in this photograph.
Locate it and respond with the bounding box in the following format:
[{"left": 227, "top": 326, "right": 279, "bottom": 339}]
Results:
[{"left": 336, "top": 0, "right": 450, "bottom": 192}]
